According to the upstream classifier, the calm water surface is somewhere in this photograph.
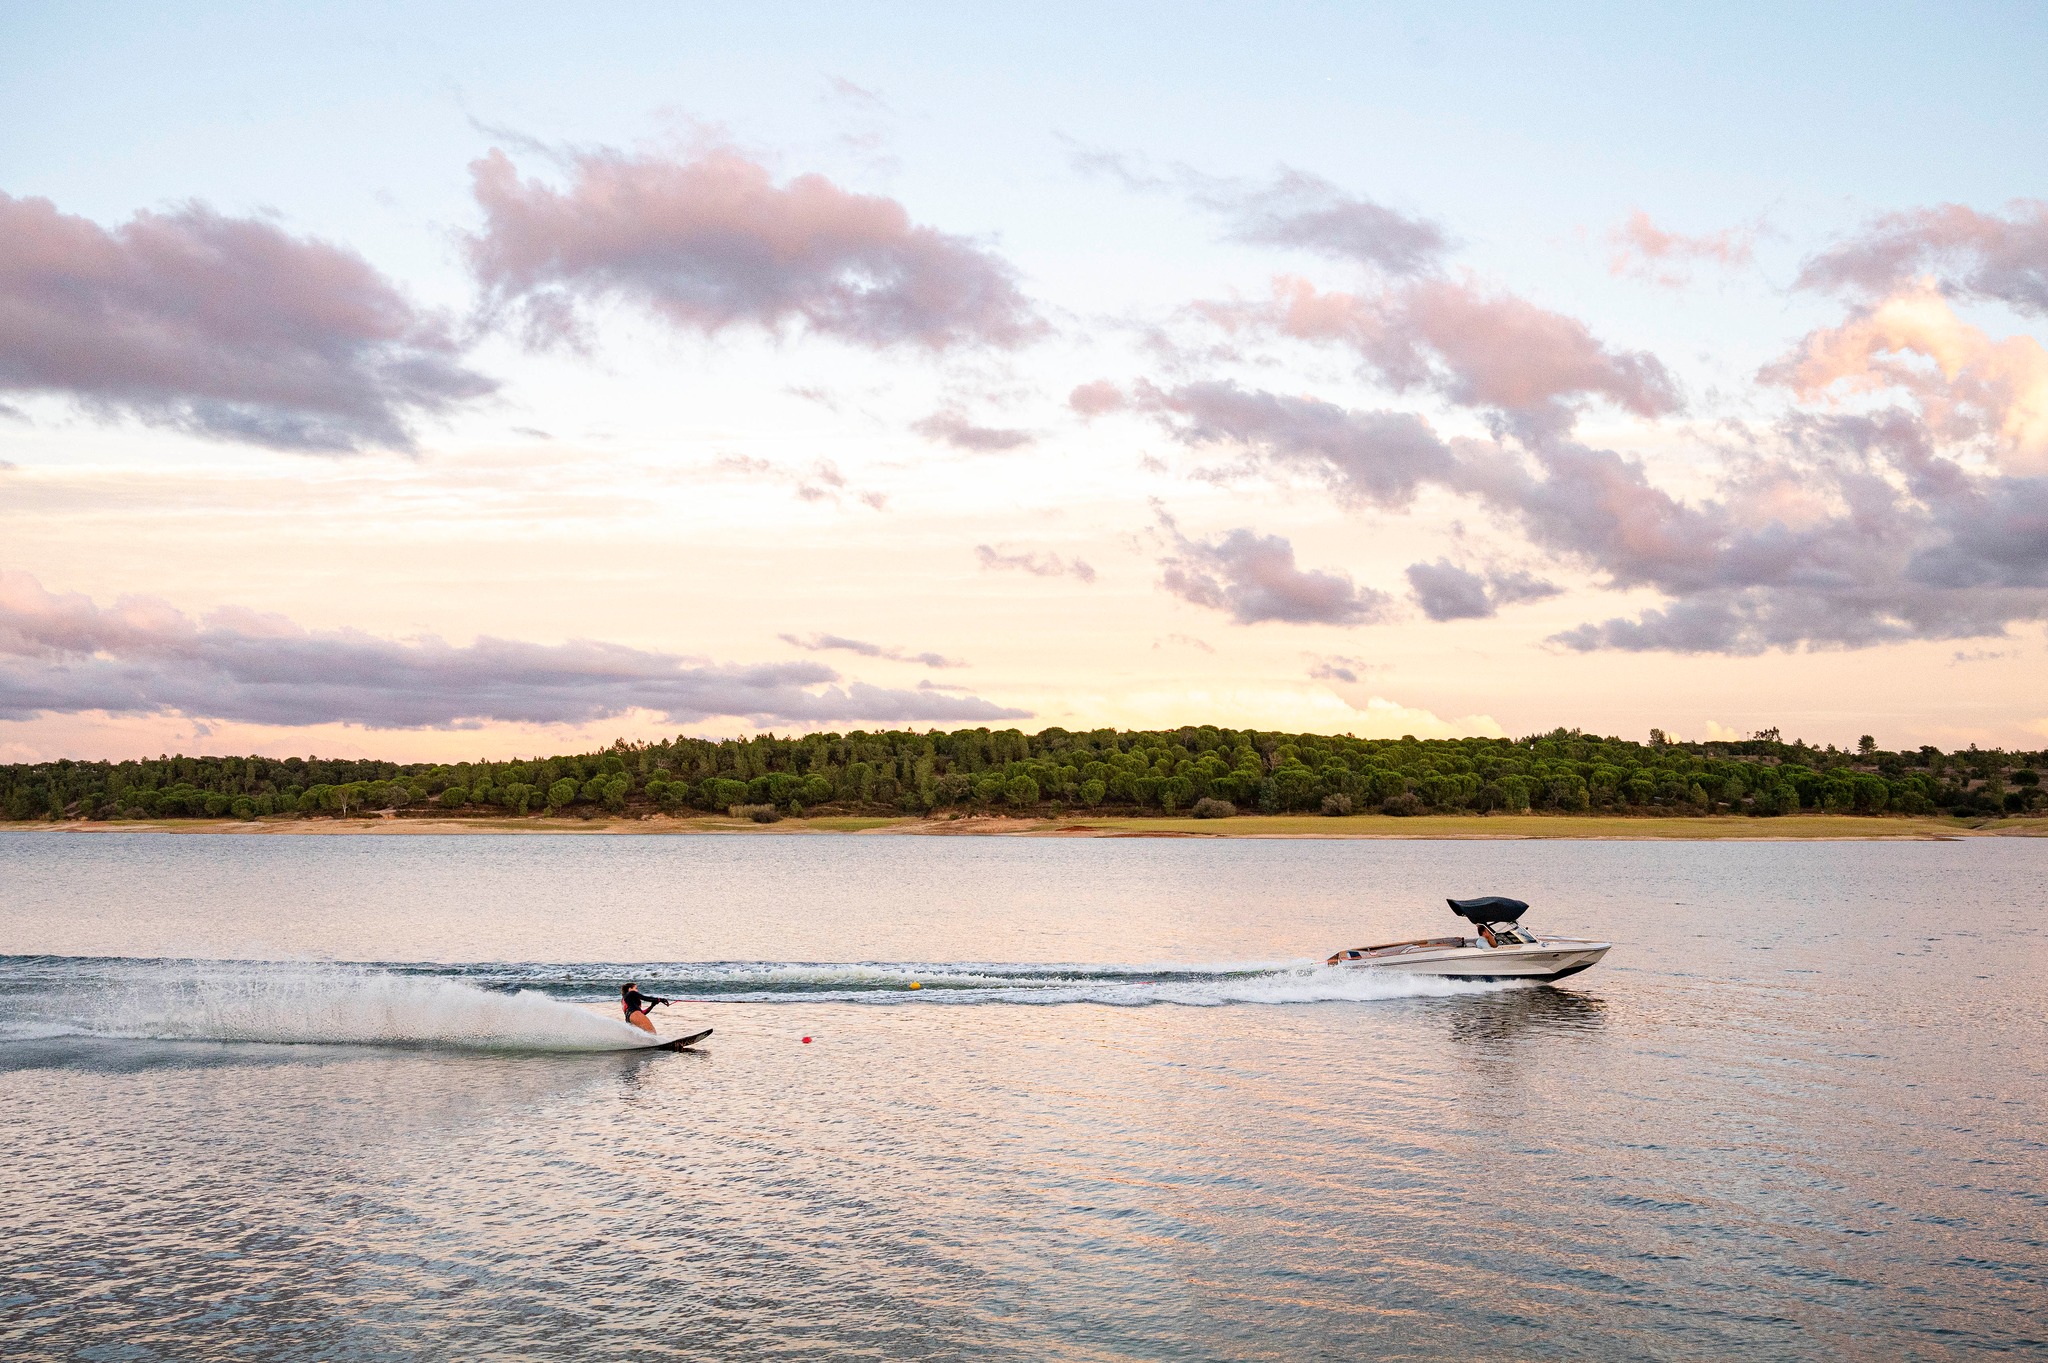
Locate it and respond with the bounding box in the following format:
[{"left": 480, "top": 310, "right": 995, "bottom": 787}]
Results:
[{"left": 1, "top": 832, "right": 2043, "bottom": 1360}]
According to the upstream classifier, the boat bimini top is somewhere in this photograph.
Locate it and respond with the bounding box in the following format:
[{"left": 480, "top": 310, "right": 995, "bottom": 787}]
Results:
[
  {"left": 1446, "top": 895, "right": 1528, "bottom": 924},
  {"left": 1445, "top": 896, "right": 1540, "bottom": 945}
]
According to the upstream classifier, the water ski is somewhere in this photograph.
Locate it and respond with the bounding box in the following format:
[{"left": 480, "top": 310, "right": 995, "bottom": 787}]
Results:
[{"left": 647, "top": 1027, "right": 713, "bottom": 1051}]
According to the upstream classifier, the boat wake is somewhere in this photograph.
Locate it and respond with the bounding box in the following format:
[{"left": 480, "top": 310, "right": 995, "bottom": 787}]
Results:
[
  {"left": 1, "top": 960, "right": 656, "bottom": 1052},
  {"left": 505, "top": 960, "right": 1518, "bottom": 1007},
  {"left": 0, "top": 956, "right": 1523, "bottom": 1052}
]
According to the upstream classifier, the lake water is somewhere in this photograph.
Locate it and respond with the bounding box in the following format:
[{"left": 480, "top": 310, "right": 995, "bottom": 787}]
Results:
[{"left": 1, "top": 831, "right": 2043, "bottom": 1360}]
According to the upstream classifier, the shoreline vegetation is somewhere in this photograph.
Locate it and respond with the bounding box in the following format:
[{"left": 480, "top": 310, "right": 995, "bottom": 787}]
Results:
[
  {"left": 5, "top": 725, "right": 2044, "bottom": 837},
  {"left": 11, "top": 812, "right": 2047, "bottom": 840}
]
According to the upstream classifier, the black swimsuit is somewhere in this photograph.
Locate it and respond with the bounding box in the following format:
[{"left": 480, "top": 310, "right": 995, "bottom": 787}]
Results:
[{"left": 622, "top": 988, "right": 664, "bottom": 1018}]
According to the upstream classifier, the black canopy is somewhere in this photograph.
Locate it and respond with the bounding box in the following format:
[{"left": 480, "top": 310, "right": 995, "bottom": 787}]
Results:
[{"left": 1447, "top": 896, "right": 1529, "bottom": 924}]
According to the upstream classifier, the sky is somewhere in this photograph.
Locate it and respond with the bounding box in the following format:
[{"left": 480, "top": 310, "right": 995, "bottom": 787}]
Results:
[{"left": 3, "top": 0, "right": 2046, "bottom": 762}]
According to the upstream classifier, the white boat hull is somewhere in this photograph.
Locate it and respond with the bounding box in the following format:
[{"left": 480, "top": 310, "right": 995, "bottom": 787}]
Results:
[{"left": 1334, "top": 938, "right": 1610, "bottom": 982}]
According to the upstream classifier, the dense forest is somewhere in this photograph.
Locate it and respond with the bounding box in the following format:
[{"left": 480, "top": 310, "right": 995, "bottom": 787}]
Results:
[{"left": 3, "top": 726, "right": 2044, "bottom": 824}]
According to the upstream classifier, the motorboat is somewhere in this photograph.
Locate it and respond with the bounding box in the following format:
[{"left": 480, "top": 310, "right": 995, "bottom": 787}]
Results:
[{"left": 1326, "top": 896, "right": 1610, "bottom": 982}]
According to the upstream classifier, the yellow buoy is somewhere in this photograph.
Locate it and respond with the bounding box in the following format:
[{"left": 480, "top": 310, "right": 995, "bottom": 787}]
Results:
[{"left": 909, "top": 981, "right": 922, "bottom": 990}]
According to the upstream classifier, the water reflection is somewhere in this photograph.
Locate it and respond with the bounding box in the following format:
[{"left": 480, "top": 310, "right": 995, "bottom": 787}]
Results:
[{"left": 1441, "top": 985, "right": 1609, "bottom": 1046}]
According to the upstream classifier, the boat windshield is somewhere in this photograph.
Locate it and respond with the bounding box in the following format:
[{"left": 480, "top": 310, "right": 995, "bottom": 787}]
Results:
[{"left": 1491, "top": 926, "right": 1534, "bottom": 945}]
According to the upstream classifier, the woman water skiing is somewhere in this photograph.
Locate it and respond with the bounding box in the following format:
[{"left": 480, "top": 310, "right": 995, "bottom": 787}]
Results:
[{"left": 620, "top": 981, "right": 670, "bottom": 1033}]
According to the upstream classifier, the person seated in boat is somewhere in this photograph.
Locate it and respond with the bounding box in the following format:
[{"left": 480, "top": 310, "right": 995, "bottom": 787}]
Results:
[
  {"left": 1477, "top": 925, "right": 1500, "bottom": 948},
  {"left": 620, "top": 981, "right": 670, "bottom": 1033}
]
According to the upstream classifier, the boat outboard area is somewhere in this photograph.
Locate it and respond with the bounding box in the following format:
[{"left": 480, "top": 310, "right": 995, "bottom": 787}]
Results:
[{"left": 1327, "top": 896, "right": 1611, "bottom": 982}]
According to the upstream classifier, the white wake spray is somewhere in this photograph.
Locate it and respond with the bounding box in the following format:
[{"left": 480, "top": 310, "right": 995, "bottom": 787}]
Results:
[
  {"left": 79, "top": 962, "right": 658, "bottom": 1051},
  {"left": 1115, "top": 963, "right": 1513, "bottom": 1008},
  {"left": 636, "top": 959, "right": 1518, "bottom": 1006},
  {"left": 0, "top": 957, "right": 1522, "bottom": 1052}
]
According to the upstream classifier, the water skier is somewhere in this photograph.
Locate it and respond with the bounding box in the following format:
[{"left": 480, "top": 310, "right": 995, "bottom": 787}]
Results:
[{"left": 620, "top": 981, "right": 671, "bottom": 1033}]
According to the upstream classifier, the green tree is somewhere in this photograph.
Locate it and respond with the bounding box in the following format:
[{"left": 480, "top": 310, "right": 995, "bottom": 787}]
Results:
[
  {"left": 1546, "top": 773, "right": 1590, "bottom": 812},
  {"left": 1004, "top": 774, "right": 1040, "bottom": 807},
  {"left": 697, "top": 777, "right": 748, "bottom": 810},
  {"left": 546, "top": 778, "right": 578, "bottom": 810},
  {"left": 439, "top": 786, "right": 469, "bottom": 809},
  {"left": 1271, "top": 764, "right": 1319, "bottom": 811}
]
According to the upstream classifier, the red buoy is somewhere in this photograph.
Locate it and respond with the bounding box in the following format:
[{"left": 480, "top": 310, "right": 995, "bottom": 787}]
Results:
[{"left": 801, "top": 1036, "right": 812, "bottom": 1043}]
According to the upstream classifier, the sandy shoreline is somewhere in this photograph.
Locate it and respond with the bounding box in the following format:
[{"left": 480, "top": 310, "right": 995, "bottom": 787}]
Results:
[{"left": 8, "top": 812, "right": 2044, "bottom": 840}]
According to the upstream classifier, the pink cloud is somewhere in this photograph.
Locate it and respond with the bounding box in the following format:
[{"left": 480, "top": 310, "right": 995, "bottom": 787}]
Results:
[
  {"left": 912, "top": 408, "right": 1035, "bottom": 451},
  {"left": 1405, "top": 560, "right": 1560, "bottom": 621},
  {"left": 1067, "top": 380, "right": 1127, "bottom": 416},
  {"left": 1763, "top": 282, "right": 2048, "bottom": 473},
  {"left": 1157, "top": 519, "right": 1391, "bottom": 626},
  {"left": 0, "top": 192, "right": 492, "bottom": 451},
  {"left": 1607, "top": 210, "right": 1755, "bottom": 286},
  {"left": 1210, "top": 168, "right": 1448, "bottom": 275},
  {"left": 1208, "top": 275, "right": 1680, "bottom": 430},
  {"left": 1134, "top": 379, "right": 1454, "bottom": 509},
  {"left": 1069, "top": 152, "right": 1448, "bottom": 275},
  {"left": 1799, "top": 200, "right": 2048, "bottom": 313},
  {"left": 975, "top": 545, "right": 1097, "bottom": 583},
  {"left": 465, "top": 147, "right": 1043, "bottom": 352}
]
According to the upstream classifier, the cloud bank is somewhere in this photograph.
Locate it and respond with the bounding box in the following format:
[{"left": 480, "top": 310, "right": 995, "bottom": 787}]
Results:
[
  {"left": 0, "top": 192, "right": 493, "bottom": 452},
  {"left": 0, "top": 572, "right": 1027, "bottom": 729},
  {"left": 1126, "top": 375, "right": 2048, "bottom": 652}
]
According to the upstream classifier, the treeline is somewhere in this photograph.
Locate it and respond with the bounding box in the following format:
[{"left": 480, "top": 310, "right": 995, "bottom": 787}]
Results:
[{"left": 3, "top": 726, "right": 2044, "bottom": 824}]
